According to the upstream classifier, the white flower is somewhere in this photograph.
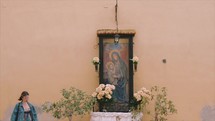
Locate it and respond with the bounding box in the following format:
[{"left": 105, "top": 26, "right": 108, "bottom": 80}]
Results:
[
  {"left": 96, "top": 87, "right": 102, "bottom": 92},
  {"left": 96, "top": 91, "right": 105, "bottom": 100},
  {"left": 141, "top": 87, "right": 150, "bottom": 94},
  {"left": 136, "top": 96, "right": 141, "bottom": 101},
  {"left": 92, "top": 92, "right": 97, "bottom": 97},
  {"left": 105, "top": 94, "right": 112, "bottom": 99},
  {"left": 106, "top": 84, "right": 111, "bottom": 87},
  {"left": 93, "top": 57, "right": 100, "bottom": 63},
  {"left": 137, "top": 90, "right": 144, "bottom": 96},
  {"left": 104, "top": 90, "right": 110, "bottom": 95},
  {"left": 141, "top": 87, "right": 147, "bottom": 91},
  {"left": 93, "top": 84, "right": 115, "bottom": 101},
  {"left": 111, "top": 85, "right": 115, "bottom": 90},
  {"left": 133, "top": 56, "right": 139, "bottom": 61},
  {"left": 99, "top": 84, "right": 105, "bottom": 89},
  {"left": 134, "top": 93, "right": 141, "bottom": 101},
  {"left": 97, "top": 95, "right": 103, "bottom": 100},
  {"left": 131, "top": 56, "right": 139, "bottom": 63},
  {"left": 105, "top": 87, "right": 111, "bottom": 92},
  {"left": 134, "top": 87, "right": 151, "bottom": 102},
  {"left": 134, "top": 93, "right": 138, "bottom": 98},
  {"left": 99, "top": 91, "right": 105, "bottom": 96}
]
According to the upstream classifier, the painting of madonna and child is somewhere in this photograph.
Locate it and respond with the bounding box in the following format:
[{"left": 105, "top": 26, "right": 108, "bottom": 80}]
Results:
[{"left": 102, "top": 39, "right": 131, "bottom": 112}]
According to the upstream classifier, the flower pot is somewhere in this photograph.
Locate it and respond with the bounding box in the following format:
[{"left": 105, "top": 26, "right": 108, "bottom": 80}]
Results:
[
  {"left": 100, "top": 103, "right": 108, "bottom": 112},
  {"left": 102, "top": 106, "right": 107, "bottom": 112},
  {"left": 134, "top": 63, "right": 137, "bottom": 72},
  {"left": 95, "top": 64, "right": 98, "bottom": 72}
]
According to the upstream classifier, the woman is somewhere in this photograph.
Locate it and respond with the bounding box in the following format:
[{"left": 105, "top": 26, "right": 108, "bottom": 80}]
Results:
[{"left": 11, "top": 91, "right": 38, "bottom": 121}]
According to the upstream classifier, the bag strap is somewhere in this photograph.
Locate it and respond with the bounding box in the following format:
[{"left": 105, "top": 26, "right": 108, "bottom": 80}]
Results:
[{"left": 15, "top": 103, "right": 20, "bottom": 121}]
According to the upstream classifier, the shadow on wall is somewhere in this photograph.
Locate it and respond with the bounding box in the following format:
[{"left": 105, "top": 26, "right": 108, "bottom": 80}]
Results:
[
  {"left": 201, "top": 105, "right": 215, "bottom": 121},
  {"left": 2, "top": 104, "right": 57, "bottom": 121}
]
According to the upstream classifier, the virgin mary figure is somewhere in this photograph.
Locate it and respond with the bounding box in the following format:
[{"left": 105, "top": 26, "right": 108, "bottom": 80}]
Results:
[{"left": 110, "top": 50, "right": 129, "bottom": 102}]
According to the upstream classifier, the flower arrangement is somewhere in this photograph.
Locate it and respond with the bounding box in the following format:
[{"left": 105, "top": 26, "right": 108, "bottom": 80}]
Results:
[
  {"left": 92, "top": 57, "right": 100, "bottom": 65},
  {"left": 92, "top": 84, "right": 115, "bottom": 103},
  {"left": 92, "top": 84, "right": 115, "bottom": 111},
  {"left": 92, "top": 57, "right": 100, "bottom": 72},
  {"left": 131, "top": 56, "right": 139, "bottom": 64},
  {"left": 130, "top": 87, "right": 151, "bottom": 113},
  {"left": 130, "top": 56, "right": 139, "bottom": 71}
]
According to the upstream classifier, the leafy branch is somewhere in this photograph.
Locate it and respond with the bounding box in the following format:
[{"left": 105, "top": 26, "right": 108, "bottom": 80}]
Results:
[
  {"left": 42, "top": 87, "right": 96, "bottom": 121},
  {"left": 148, "top": 86, "right": 177, "bottom": 121}
]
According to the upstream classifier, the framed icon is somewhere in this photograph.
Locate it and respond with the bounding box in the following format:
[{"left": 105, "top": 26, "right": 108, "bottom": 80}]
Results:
[{"left": 97, "top": 29, "right": 135, "bottom": 112}]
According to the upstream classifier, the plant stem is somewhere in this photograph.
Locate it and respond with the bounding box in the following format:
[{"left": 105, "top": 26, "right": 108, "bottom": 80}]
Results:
[
  {"left": 68, "top": 114, "right": 72, "bottom": 121},
  {"left": 155, "top": 112, "right": 158, "bottom": 121}
]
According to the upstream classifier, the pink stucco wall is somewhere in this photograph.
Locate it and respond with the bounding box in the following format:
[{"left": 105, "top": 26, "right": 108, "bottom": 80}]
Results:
[{"left": 0, "top": 0, "right": 215, "bottom": 121}]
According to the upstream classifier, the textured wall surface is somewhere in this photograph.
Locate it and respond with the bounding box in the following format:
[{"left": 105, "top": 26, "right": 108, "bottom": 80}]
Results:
[
  {"left": 201, "top": 105, "right": 215, "bottom": 121},
  {"left": 0, "top": 0, "right": 215, "bottom": 121}
]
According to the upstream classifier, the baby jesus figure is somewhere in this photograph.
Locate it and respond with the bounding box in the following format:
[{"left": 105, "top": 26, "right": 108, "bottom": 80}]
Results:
[{"left": 106, "top": 62, "right": 119, "bottom": 85}]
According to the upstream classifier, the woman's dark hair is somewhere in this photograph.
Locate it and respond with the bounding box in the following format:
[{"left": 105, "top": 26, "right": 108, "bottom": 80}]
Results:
[{"left": 18, "top": 91, "right": 29, "bottom": 101}]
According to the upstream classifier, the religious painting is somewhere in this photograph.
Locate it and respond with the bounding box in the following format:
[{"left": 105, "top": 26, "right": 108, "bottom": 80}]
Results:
[
  {"left": 103, "top": 39, "right": 129, "bottom": 103},
  {"left": 98, "top": 33, "right": 135, "bottom": 112}
]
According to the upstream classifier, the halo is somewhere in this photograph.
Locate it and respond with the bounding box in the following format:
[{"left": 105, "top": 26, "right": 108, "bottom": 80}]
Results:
[
  {"left": 106, "top": 61, "right": 114, "bottom": 69},
  {"left": 109, "top": 49, "right": 121, "bottom": 60}
]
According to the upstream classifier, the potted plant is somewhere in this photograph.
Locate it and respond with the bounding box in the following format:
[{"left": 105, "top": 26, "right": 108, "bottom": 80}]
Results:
[
  {"left": 148, "top": 86, "right": 177, "bottom": 121},
  {"left": 91, "top": 84, "right": 115, "bottom": 112},
  {"left": 130, "top": 87, "right": 151, "bottom": 117},
  {"left": 42, "top": 87, "right": 95, "bottom": 121}
]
